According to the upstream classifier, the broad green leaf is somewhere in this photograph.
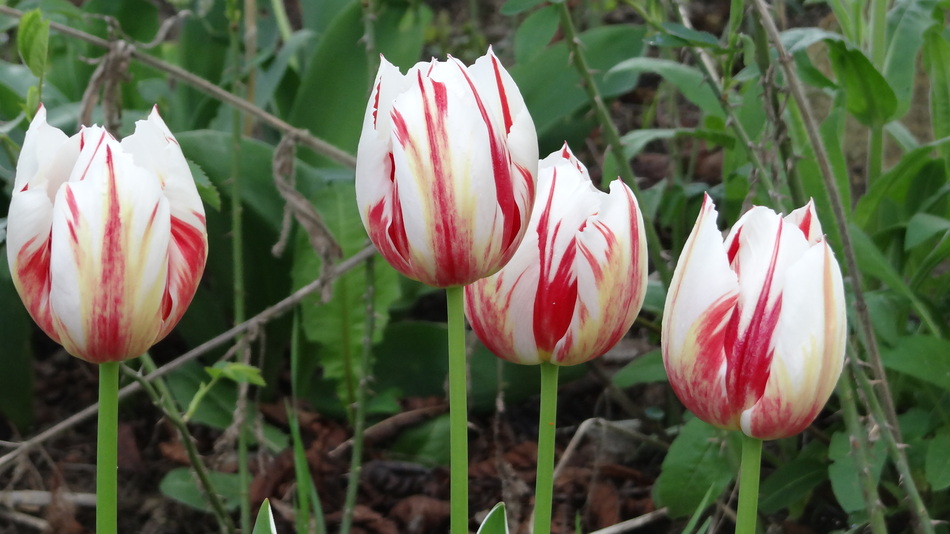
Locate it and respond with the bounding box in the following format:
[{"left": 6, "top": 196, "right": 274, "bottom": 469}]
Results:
[
  {"left": 289, "top": 1, "right": 431, "bottom": 167},
  {"left": 620, "top": 128, "right": 735, "bottom": 159},
  {"left": 780, "top": 27, "right": 845, "bottom": 54},
  {"left": 924, "top": 27, "right": 950, "bottom": 170},
  {"left": 608, "top": 57, "right": 725, "bottom": 119},
  {"left": 500, "top": 0, "right": 547, "bottom": 15},
  {"left": 206, "top": 362, "right": 266, "bottom": 386},
  {"left": 883, "top": 0, "right": 939, "bottom": 118},
  {"left": 514, "top": 5, "right": 560, "bottom": 64},
  {"left": 252, "top": 499, "right": 278, "bottom": 534},
  {"left": 612, "top": 349, "right": 667, "bottom": 388},
  {"left": 849, "top": 223, "right": 943, "bottom": 335},
  {"left": 759, "top": 458, "right": 826, "bottom": 514},
  {"left": 290, "top": 181, "right": 402, "bottom": 407},
  {"left": 905, "top": 213, "right": 950, "bottom": 250},
  {"left": 187, "top": 160, "right": 220, "bottom": 212},
  {"left": 389, "top": 414, "right": 452, "bottom": 466},
  {"left": 477, "top": 503, "right": 510, "bottom": 534},
  {"left": 17, "top": 9, "right": 49, "bottom": 79},
  {"left": 159, "top": 467, "right": 242, "bottom": 512},
  {"left": 881, "top": 336, "right": 950, "bottom": 390},
  {"left": 926, "top": 429, "right": 950, "bottom": 491},
  {"left": 652, "top": 418, "right": 735, "bottom": 518},
  {"left": 828, "top": 43, "right": 897, "bottom": 127},
  {"left": 0, "top": 260, "right": 33, "bottom": 431},
  {"left": 509, "top": 25, "right": 647, "bottom": 145},
  {"left": 646, "top": 22, "right": 723, "bottom": 50},
  {"left": 854, "top": 139, "right": 950, "bottom": 228},
  {"left": 828, "top": 430, "right": 886, "bottom": 513}
]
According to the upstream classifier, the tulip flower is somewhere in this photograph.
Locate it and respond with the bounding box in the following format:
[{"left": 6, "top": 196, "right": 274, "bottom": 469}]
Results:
[
  {"left": 355, "top": 48, "right": 538, "bottom": 288},
  {"left": 465, "top": 143, "right": 648, "bottom": 366},
  {"left": 6, "top": 106, "right": 208, "bottom": 363},
  {"left": 465, "top": 144, "right": 648, "bottom": 534},
  {"left": 662, "top": 194, "right": 846, "bottom": 441}
]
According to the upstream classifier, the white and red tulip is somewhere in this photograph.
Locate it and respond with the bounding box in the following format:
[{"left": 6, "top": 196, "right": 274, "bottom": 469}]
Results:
[
  {"left": 356, "top": 48, "right": 538, "bottom": 287},
  {"left": 6, "top": 106, "right": 208, "bottom": 363},
  {"left": 662, "top": 195, "right": 846, "bottom": 440},
  {"left": 465, "top": 144, "right": 648, "bottom": 366}
]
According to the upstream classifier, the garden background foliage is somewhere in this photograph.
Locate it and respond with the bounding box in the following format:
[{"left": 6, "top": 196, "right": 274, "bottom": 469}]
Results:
[{"left": 0, "top": 0, "right": 949, "bottom": 532}]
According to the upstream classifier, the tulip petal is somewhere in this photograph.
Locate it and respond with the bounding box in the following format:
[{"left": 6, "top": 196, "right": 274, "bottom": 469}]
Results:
[
  {"left": 121, "top": 107, "right": 208, "bottom": 340},
  {"left": 662, "top": 195, "right": 740, "bottom": 428},
  {"left": 784, "top": 199, "right": 823, "bottom": 244},
  {"left": 49, "top": 130, "right": 171, "bottom": 362},
  {"left": 740, "top": 242, "right": 846, "bottom": 439}
]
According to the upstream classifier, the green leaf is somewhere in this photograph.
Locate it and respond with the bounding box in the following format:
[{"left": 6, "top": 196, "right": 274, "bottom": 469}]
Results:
[
  {"left": 926, "top": 429, "right": 950, "bottom": 491},
  {"left": 780, "top": 27, "right": 845, "bottom": 54},
  {"left": 607, "top": 58, "right": 724, "bottom": 119},
  {"left": 905, "top": 213, "right": 950, "bottom": 250},
  {"left": 620, "top": 128, "right": 735, "bottom": 159},
  {"left": 652, "top": 418, "right": 735, "bottom": 518},
  {"left": 646, "top": 22, "right": 723, "bottom": 50},
  {"left": 509, "top": 25, "right": 647, "bottom": 143},
  {"left": 923, "top": 27, "right": 950, "bottom": 169},
  {"left": 389, "top": 413, "right": 452, "bottom": 466},
  {"left": 828, "top": 43, "right": 898, "bottom": 127},
  {"left": 828, "top": 430, "right": 886, "bottom": 513},
  {"left": 759, "top": 458, "right": 826, "bottom": 514},
  {"left": 206, "top": 362, "right": 266, "bottom": 386},
  {"left": 0, "top": 260, "right": 34, "bottom": 431},
  {"left": 17, "top": 9, "right": 49, "bottom": 79},
  {"left": 476, "top": 503, "right": 509, "bottom": 534},
  {"left": 883, "top": 0, "right": 939, "bottom": 118},
  {"left": 514, "top": 5, "right": 560, "bottom": 64},
  {"left": 187, "top": 159, "right": 221, "bottom": 212},
  {"left": 290, "top": 181, "right": 402, "bottom": 406},
  {"left": 252, "top": 499, "right": 278, "bottom": 534},
  {"left": 612, "top": 349, "right": 667, "bottom": 388},
  {"left": 500, "top": 0, "right": 547, "bottom": 15},
  {"left": 849, "top": 223, "right": 943, "bottom": 335},
  {"left": 159, "top": 467, "right": 242, "bottom": 512},
  {"left": 881, "top": 336, "right": 950, "bottom": 390}
]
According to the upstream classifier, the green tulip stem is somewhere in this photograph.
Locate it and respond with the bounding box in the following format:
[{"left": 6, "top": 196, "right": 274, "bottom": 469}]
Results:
[
  {"left": 96, "top": 361, "right": 120, "bottom": 534},
  {"left": 446, "top": 285, "right": 469, "bottom": 534},
  {"left": 533, "top": 362, "right": 560, "bottom": 534},
  {"left": 736, "top": 433, "right": 762, "bottom": 534}
]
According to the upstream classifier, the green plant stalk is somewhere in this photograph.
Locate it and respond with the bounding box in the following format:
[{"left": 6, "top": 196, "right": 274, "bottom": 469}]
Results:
[
  {"left": 340, "top": 257, "right": 376, "bottom": 534},
  {"left": 96, "top": 361, "right": 120, "bottom": 534},
  {"left": 867, "top": 125, "right": 884, "bottom": 186},
  {"left": 851, "top": 356, "right": 935, "bottom": 534},
  {"left": 838, "top": 357, "right": 888, "bottom": 534},
  {"left": 135, "top": 355, "right": 236, "bottom": 534},
  {"left": 289, "top": 314, "right": 327, "bottom": 534},
  {"left": 556, "top": 1, "right": 672, "bottom": 286},
  {"left": 225, "top": 0, "right": 250, "bottom": 529},
  {"left": 736, "top": 433, "right": 762, "bottom": 534},
  {"left": 446, "top": 285, "right": 469, "bottom": 534},
  {"left": 533, "top": 362, "right": 559, "bottom": 534}
]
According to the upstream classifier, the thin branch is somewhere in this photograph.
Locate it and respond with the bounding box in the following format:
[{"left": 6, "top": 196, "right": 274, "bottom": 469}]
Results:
[
  {"left": 0, "top": 245, "right": 377, "bottom": 473},
  {"left": 0, "top": 5, "right": 357, "bottom": 169}
]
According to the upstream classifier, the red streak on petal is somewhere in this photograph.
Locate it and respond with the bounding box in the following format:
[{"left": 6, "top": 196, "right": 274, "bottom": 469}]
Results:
[
  {"left": 371, "top": 79, "right": 382, "bottom": 128},
  {"left": 160, "top": 216, "right": 208, "bottom": 336},
  {"left": 15, "top": 236, "right": 58, "bottom": 341},
  {"left": 490, "top": 54, "right": 513, "bottom": 134},
  {"left": 532, "top": 171, "right": 578, "bottom": 353},
  {"left": 797, "top": 206, "right": 813, "bottom": 238},
  {"left": 88, "top": 145, "right": 130, "bottom": 360},
  {"left": 723, "top": 221, "right": 784, "bottom": 411},
  {"left": 726, "top": 226, "right": 742, "bottom": 265},
  {"left": 453, "top": 61, "right": 523, "bottom": 256},
  {"left": 65, "top": 188, "right": 80, "bottom": 244}
]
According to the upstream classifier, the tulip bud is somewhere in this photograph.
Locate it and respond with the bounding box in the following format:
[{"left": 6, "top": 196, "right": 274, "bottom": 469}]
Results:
[
  {"left": 6, "top": 106, "right": 208, "bottom": 363},
  {"left": 356, "top": 48, "right": 539, "bottom": 287},
  {"left": 465, "top": 144, "right": 648, "bottom": 366},
  {"left": 662, "top": 194, "right": 846, "bottom": 440}
]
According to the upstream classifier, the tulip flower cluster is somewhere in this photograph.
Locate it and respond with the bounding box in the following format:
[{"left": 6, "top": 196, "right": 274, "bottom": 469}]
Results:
[{"left": 7, "top": 106, "right": 208, "bottom": 363}]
